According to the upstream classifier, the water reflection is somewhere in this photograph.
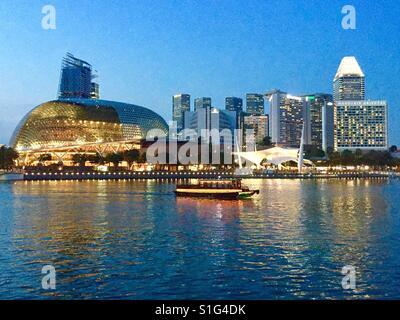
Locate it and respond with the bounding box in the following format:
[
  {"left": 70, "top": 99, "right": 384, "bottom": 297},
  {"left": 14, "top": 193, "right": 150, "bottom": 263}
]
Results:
[{"left": 0, "top": 179, "right": 398, "bottom": 299}]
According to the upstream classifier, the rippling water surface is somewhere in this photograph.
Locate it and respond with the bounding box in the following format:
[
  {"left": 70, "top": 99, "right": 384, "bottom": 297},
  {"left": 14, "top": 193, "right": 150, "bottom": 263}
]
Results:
[{"left": 0, "top": 179, "right": 400, "bottom": 299}]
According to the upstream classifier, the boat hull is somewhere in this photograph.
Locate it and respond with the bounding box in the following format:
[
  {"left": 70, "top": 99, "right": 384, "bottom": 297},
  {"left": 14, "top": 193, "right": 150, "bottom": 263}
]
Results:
[{"left": 174, "top": 189, "right": 258, "bottom": 199}]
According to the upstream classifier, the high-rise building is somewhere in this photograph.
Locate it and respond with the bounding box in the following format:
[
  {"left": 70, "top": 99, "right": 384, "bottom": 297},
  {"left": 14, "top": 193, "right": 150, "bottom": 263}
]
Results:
[
  {"left": 194, "top": 97, "right": 212, "bottom": 111},
  {"left": 184, "top": 107, "right": 236, "bottom": 137},
  {"left": 172, "top": 94, "right": 191, "bottom": 131},
  {"left": 333, "top": 56, "right": 388, "bottom": 151},
  {"left": 90, "top": 82, "right": 100, "bottom": 99},
  {"left": 303, "top": 93, "right": 334, "bottom": 152},
  {"left": 58, "top": 53, "right": 98, "bottom": 99},
  {"left": 267, "top": 90, "right": 311, "bottom": 148},
  {"left": 246, "top": 94, "right": 264, "bottom": 115},
  {"left": 243, "top": 114, "right": 269, "bottom": 144},
  {"left": 333, "top": 56, "right": 365, "bottom": 101},
  {"left": 225, "top": 97, "right": 243, "bottom": 112},
  {"left": 334, "top": 100, "right": 388, "bottom": 151},
  {"left": 225, "top": 97, "right": 243, "bottom": 129}
]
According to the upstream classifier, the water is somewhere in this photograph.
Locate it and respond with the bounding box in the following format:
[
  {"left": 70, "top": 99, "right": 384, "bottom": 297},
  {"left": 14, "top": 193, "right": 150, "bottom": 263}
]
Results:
[{"left": 0, "top": 179, "right": 400, "bottom": 299}]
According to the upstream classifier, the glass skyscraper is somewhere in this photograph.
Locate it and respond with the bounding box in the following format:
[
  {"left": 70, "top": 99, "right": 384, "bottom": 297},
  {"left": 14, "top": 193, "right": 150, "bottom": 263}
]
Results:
[
  {"left": 246, "top": 94, "right": 264, "bottom": 115},
  {"left": 172, "top": 94, "right": 191, "bottom": 131},
  {"left": 303, "top": 93, "right": 334, "bottom": 152},
  {"left": 333, "top": 56, "right": 365, "bottom": 101},
  {"left": 225, "top": 97, "right": 243, "bottom": 112},
  {"left": 58, "top": 53, "right": 98, "bottom": 99},
  {"left": 225, "top": 97, "right": 243, "bottom": 129},
  {"left": 90, "top": 82, "right": 100, "bottom": 99},
  {"left": 243, "top": 114, "right": 269, "bottom": 144},
  {"left": 184, "top": 107, "right": 236, "bottom": 137},
  {"left": 267, "top": 90, "right": 311, "bottom": 148},
  {"left": 194, "top": 97, "right": 212, "bottom": 111}
]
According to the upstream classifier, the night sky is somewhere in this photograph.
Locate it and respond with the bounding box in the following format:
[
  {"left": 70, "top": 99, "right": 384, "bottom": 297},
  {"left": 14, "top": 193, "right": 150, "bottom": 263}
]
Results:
[{"left": 0, "top": 0, "right": 399, "bottom": 145}]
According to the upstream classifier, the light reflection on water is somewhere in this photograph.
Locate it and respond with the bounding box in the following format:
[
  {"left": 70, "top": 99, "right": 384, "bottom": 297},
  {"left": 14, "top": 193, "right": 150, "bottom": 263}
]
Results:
[{"left": 0, "top": 179, "right": 399, "bottom": 299}]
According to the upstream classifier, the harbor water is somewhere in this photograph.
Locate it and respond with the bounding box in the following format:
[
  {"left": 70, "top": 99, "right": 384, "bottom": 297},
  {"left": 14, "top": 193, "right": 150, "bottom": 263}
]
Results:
[{"left": 0, "top": 179, "right": 399, "bottom": 299}]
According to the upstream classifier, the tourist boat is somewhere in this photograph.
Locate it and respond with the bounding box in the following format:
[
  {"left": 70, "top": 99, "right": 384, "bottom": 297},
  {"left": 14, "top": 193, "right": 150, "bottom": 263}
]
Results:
[{"left": 174, "top": 179, "right": 259, "bottom": 199}]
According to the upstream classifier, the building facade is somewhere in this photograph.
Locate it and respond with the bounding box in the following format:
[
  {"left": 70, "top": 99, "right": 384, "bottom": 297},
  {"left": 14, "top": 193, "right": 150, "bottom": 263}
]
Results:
[
  {"left": 333, "top": 56, "right": 365, "bottom": 101},
  {"left": 334, "top": 100, "right": 388, "bottom": 151},
  {"left": 172, "top": 94, "right": 191, "bottom": 132},
  {"left": 243, "top": 114, "right": 269, "bottom": 144},
  {"left": 58, "top": 53, "right": 98, "bottom": 99},
  {"left": 194, "top": 97, "right": 212, "bottom": 111},
  {"left": 303, "top": 93, "right": 334, "bottom": 152},
  {"left": 184, "top": 107, "right": 236, "bottom": 137},
  {"left": 246, "top": 94, "right": 264, "bottom": 115},
  {"left": 225, "top": 97, "right": 243, "bottom": 129},
  {"left": 225, "top": 97, "right": 243, "bottom": 112},
  {"left": 90, "top": 82, "right": 100, "bottom": 99},
  {"left": 267, "top": 90, "right": 311, "bottom": 148},
  {"left": 10, "top": 98, "right": 169, "bottom": 164},
  {"left": 333, "top": 56, "right": 388, "bottom": 151}
]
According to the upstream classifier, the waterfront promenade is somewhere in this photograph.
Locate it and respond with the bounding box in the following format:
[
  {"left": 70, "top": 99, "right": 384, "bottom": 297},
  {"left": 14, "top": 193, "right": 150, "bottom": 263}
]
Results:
[{"left": 21, "top": 170, "right": 399, "bottom": 181}]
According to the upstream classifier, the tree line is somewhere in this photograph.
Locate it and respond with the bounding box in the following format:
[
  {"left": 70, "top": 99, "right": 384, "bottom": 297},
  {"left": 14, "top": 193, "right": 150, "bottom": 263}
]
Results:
[
  {"left": 304, "top": 145, "right": 400, "bottom": 167},
  {"left": 33, "top": 150, "right": 145, "bottom": 169},
  {"left": 325, "top": 149, "right": 398, "bottom": 166},
  {"left": 0, "top": 146, "right": 19, "bottom": 170},
  {"left": 70, "top": 150, "right": 146, "bottom": 169},
  {"left": 2, "top": 143, "right": 400, "bottom": 170}
]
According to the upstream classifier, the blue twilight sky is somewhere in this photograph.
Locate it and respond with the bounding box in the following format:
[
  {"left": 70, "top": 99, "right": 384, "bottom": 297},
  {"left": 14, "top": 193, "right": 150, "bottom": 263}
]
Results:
[{"left": 0, "top": 0, "right": 399, "bottom": 145}]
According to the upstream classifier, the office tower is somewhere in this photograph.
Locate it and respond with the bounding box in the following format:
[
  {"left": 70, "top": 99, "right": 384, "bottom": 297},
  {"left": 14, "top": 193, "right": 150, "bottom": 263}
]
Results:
[
  {"left": 334, "top": 100, "right": 388, "bottom": 151},
  {"left": 58, "top": 53, "right": 97, "bottom": 99},
  {"left": 333, "top": 56, "right": 365, "bottom": 101},
  {"left": 303, "top": 94, "right": 334, "bottom": 152},
  {"left": 184, "top": 107, "right": 236, "bottom": 137},
  {"left": 172, "top": 94, "right": 191, "bottom": 131},
  {"left": 246, "top": 94, "right": 265, "bottom": 115},
  {"left": 225, "top": 97, "right": 243, "bottom": 112},
  {"left": 267, "top": 90, "right": 311, "bottom": 148},
  {"left": 194, "top": 97, "right": 212, "bottom": 111},
  {"left": 90, "top": 82, "right": 100, "bottom": 99},
  {"left": 225, "top": 97, "right": 243, "bottom": 130},
  {"left": 243, "top": 114, "right": 269, "bottom": 144}
]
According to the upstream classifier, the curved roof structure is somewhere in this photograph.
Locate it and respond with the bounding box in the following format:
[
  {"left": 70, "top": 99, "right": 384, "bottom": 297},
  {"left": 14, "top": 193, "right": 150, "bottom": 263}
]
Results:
[
  {"left": 334, "top": 56, "right": 364, "bottom": 81},
  {"left": 10, "top": 98, "right": 168, "bottom": 152},
  {"left": 233, "top": 146, "right": 312, "bottom": 168}
]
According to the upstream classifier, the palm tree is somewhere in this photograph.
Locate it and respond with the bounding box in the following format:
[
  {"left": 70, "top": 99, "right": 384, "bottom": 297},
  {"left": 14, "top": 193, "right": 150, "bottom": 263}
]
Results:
[
  {"left": 37, "top": 154, "right": 52, "bottom": 165},
  {"left": 122, "top": 149, "right": 140, "bottom": 169},
  {"left": 72, "top": 153, "right": 89, "bottom": 167},
  {"left": 88, "top": 152, "right": 105, "bottom": 166},
  {"left": 105, "top": 153, "right": 123, "bottom": 168},
  {"left": 261, "top": 136, "right": 272, "bottom": 146},
  {"left": 0, "top": 146, "right": 19, "bottom": 170},
  {"left": 137, "top": 152, "right": 147, "bottom": 164}
]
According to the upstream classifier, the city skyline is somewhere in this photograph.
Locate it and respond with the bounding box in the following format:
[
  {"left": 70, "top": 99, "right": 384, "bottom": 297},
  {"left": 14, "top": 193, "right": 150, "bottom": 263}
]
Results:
[
  {"left": 1, "top": 1, "right": 400, "bottom": 304},
  {"left": 0, "top": 1, "right": 399, "bottom": 145}
]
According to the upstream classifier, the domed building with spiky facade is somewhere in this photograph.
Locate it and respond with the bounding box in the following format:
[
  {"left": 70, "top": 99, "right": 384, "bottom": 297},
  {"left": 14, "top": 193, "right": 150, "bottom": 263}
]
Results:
[{"left": 11, "top": 98, "right": 168, "bottom": 165}]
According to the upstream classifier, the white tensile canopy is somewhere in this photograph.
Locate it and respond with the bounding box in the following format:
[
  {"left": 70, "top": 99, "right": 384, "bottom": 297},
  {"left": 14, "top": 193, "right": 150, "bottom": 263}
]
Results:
[
  {"left": 233, "top": 123, "right": 313, "bottom": 172},
  {"left": 233, "top": 146, "right": 312, "bottom": 170}
]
